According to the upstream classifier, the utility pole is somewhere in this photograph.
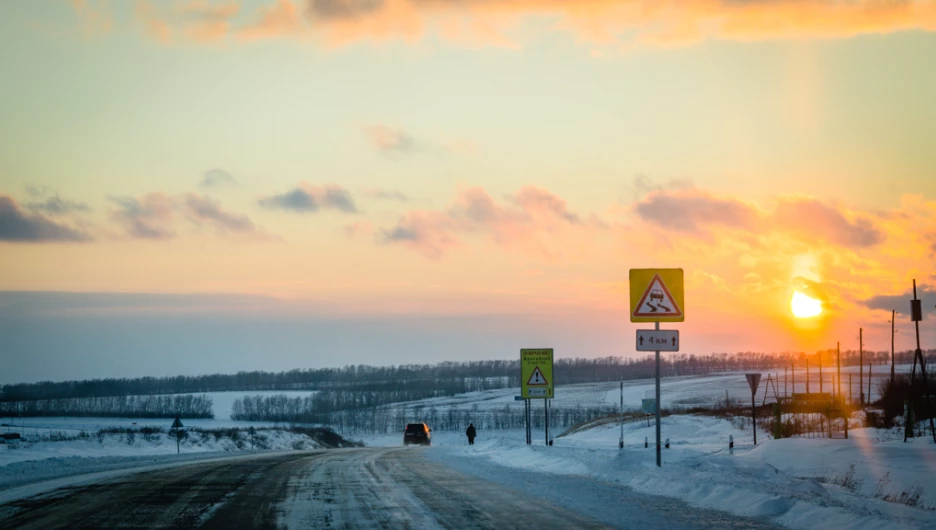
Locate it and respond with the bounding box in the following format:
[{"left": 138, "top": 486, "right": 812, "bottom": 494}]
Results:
[
  {"left": 791, "top": 362, "right": 795, "bottom": 397},
  {"left": 905, "top": 279, "right": 936, "bottom": 443},
  {"left": 859, "top": 328, "right": 864, "bottom": 407},
  {"left": 837, "top": 342, "right": 841, "bottom": 400},
  {"left": 890, "top": 310, "right": 897, "bottom": 387}
]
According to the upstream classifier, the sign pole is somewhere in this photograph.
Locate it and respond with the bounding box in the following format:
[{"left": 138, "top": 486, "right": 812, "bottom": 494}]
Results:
[
  {"left": 745, "top": 374, "right": 761, "bottom": 446},
  {"left": 619, "top": 380, "right": 624, "bottom": 449},
  {"left": 751, "top": 387, "right": 757, "bottom": 446},
  {"left": 545, "top": 399, "right": 549, "bottom": 446},
  {"left": 655, "top": 320, "right": 661, "bottom": 467}
]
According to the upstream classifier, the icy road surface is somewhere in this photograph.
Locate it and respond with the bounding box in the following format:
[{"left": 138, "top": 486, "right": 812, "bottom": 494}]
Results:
[{"left": 0, "top": 447, "right": 781, "bottom": 529}]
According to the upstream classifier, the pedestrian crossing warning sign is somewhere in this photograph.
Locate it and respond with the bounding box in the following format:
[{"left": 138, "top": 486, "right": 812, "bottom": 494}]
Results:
[
  {"left": 630, "top": 269, "right": 684, "bottom": 323},
  {"left": 521, "top": 348, "right": 553, "bottom": 399},
  {"left": 527, "top": 367, "right": 548, "bottom": 386}
]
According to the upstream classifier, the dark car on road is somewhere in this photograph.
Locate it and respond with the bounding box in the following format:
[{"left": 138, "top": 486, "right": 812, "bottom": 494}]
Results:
[{"left": 403, "top": 423, "right": 431, "bottom": 446}]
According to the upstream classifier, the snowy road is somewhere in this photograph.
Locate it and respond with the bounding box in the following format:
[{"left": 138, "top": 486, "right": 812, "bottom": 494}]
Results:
[{"left": 0, "top": 447, "right": 781, "bottom": 529}]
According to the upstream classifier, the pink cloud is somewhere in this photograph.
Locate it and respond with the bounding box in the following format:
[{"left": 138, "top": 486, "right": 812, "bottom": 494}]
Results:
[
  {"left": 109, "top": 193, "right": 176, "bottom": 240},
  {"left": 69, "top": 0, "right": 114, "bottom": 37},
  {"left": 109, "top": 192, "right": 267, "bottom": 240},
  {"left": 135, "top": 0, "right": 240, "bottom": 44},
  {"left": 379, "top": 186, "right": 602, "bottom": 258},
  {"left": 633, "top": 188, "right": 886, "bottom": 249},
  {"left": 772, "top": 196, "right": 883, "bottom": 248},
  {"left": 361, "top": 125, "right": 416, "bottom": 153},
  {"left": 75, "top": 1, "right": 936, "bottom": 48},
  {"left": 239, "top": 0, "right": 305, "bottom": 40}
]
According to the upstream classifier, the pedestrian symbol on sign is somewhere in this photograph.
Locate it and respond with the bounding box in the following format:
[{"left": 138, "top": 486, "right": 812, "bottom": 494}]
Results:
[{"left": 527, "top": 366, "right": 548, "bottom": 386}]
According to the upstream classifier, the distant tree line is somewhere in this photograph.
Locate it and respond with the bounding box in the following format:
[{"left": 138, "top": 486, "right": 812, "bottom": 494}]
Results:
[
  {"left": 3, "top": 351, "right": 932, "bottom": 403},
  {"left": 230, "top": 393, "right": 617, "bottom": 435},
  {"left": 0, "top": 394, "right": 213, "bottom": 419}
]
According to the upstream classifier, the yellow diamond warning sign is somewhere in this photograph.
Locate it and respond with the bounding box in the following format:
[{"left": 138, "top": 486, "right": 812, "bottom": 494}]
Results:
[
  {"left": 521, "top": 349, "right": 553, "bottom": 399},
  {"left": 630, "top": 269, "right": 684, "bottom": 323}
]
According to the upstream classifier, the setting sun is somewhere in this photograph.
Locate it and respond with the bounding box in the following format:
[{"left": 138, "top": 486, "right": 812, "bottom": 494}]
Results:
[{"left": 790, "top": 291, "right": 822, "bottom": 318}]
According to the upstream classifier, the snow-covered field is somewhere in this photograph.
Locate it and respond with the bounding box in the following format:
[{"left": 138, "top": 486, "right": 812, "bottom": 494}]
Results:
[
  {"left": 3, "top": 367, "right": 933, "bottom": 529},
  {"left": 379, "top": 364, "right": 914, "bottom": 419}
]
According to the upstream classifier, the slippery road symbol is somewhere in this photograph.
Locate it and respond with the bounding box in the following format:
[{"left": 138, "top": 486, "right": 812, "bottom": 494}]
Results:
[
  {"left": 633, "top": 275, "right": 682, "bottom": 318},
  {"left": 645, "top": 289, "right": 671, "bottom": 312},
  {"left": 644, "top": 301, "right": 672, "bottom": 313}
]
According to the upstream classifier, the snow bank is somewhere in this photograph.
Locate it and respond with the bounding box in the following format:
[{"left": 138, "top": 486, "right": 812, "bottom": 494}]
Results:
[
  {"left": 429, "top": 415, "right": 936, "bottom": 530},
  {"left": 0, "top": 428, "right": 317, "bottom": 468}
]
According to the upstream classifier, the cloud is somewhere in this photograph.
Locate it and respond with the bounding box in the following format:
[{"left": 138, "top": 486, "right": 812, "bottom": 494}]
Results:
[
  {"left": 135, "top": 0, "right": 240, "bottom": 43},
  {"left": 311, "top": 0, "right": 385, "bottom": 20},
  {"left": 361, "top": 125, "right": 416, "bottom": 153},
  {"left": 183, "top": 194, "right": 256, "bottom": 234},
  {"left": 633, "top": 188, "right": 886, "bottom": 249},
  {"left": 360, "top": 188, "right": 409, "bottom": 202},
  {"left": 109, "top": 193, "right": 176, "bottom": 239},
  {"left": 634, "top": 188, "right": 760, "bottom": 234},
  {"left": 198, "top": 169, "right": 239, "bottom": 189},
  {"left": 622, "top": 174, "right": 694, "bottom": 202},
  {"left": 378, "top": 210, "right": 460, "bottom": 259},
  {"left": 109, "top": 192, "right": 267, "bottom": 240},
  {"left": 378, "top": 185, "right": 602, "bottom": 258},
  {"left": 863, "top": 286, "right": 936, "bottom": 320},
  {"left": 69, "top": 0, "right": 114, "bottom": 36},
  {"left": 239, "top": 0, "right": 305, "bottom": 40},
  {"left": 512, "top": 187, "right": 580, "bottom": 224},
  {"left": 76, "top": 1, "right": 936, "bottom": 48},
  {"left": 772, "top": 196, "right": 884, "bottom": 248},
  {"left": 258, "top": 183, "right": 358, "bottom": 213},
  {"left": 24, "top": 195, "right": 91, "bottom": 216},
  {"left": 344, "top": 220, "right": 375, "bottom": 239},
  {"left": 0, "top": 196, "right": 91, "bottom": 243}
]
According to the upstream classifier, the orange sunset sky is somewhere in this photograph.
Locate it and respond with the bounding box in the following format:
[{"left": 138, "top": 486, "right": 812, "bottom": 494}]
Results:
[{"left": 1, "top": 1, "right": 935, "bottom": 383}]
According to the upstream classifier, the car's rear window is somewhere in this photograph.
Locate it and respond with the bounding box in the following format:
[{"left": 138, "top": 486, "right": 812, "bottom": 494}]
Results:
[{"left": 405, "top": 424, "right": 425, "bottom": 433}]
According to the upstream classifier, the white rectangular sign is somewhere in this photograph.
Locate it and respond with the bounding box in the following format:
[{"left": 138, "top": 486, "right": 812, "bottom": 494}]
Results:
[{"left": 636, "top": 330, "right": 679, "bottom": 352}]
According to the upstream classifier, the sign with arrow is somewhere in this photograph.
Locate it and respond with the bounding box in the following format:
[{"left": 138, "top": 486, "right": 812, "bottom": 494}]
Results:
[{"left": 636, "top": 330, "right": 679, "bottom": 352}]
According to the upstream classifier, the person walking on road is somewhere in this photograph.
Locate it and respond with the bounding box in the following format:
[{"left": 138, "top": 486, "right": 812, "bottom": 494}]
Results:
[{"left": 466, "top": 423, "right": 476, "bottom": 445}]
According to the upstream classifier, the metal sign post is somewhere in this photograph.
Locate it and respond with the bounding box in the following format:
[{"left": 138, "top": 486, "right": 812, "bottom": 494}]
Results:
[
  {"left": 619, "top": 381, "right": 624, "bottom": 449},
  {"left": 655, "top": 322, "right": 661, "bottom": 466},
  {"left": 745, "top": 374, "right": 762, "bottom": 445},
  {"left": 630, "top": 268, "right": 684, "bottom": 468}
]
